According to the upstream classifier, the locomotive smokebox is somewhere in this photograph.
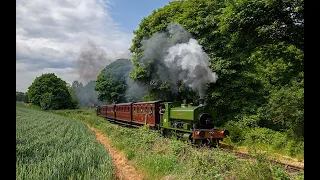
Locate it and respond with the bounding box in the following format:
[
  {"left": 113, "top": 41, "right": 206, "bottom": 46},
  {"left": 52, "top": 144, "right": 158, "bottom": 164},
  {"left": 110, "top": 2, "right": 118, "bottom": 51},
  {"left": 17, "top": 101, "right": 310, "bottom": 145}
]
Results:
[{"left": 199, "top": 98, "right": 205, "bottom": 106}]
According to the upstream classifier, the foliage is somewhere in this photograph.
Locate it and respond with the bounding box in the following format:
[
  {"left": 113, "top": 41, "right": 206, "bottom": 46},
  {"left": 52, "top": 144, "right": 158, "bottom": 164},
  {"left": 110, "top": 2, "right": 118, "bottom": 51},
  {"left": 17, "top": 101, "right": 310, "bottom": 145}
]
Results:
[
  {"left": 95, "top": 59, "right": 139, "bottom": 104},
  {"left": 16, "top": 104, "right": 114, "bottom": 179},
  {"left": 224, "top": 121, "right": 304, "bottom": 158},
  {"left": 67, "top": 84, "right": 80, "bottom": 109},
  {"left": 218, "top": 0, "right": 304, "bottom": 52},
  {"left": 214, "top": 0, "right": 304, "bottom": 128},
  {"left": 129, "top": 0, "right": 304, "bottom": 136},
  {"left": 16, "top": 91, "right": 28, "bottom": 103},
  {"left": 95, "top": 73, "right": 126, "bottom": 104},
  {"left": 39, "top": 92, "right": 54, "bottom": 110},
  {"left": 27, "top": 73, "right": 76, "bottom": 110}
]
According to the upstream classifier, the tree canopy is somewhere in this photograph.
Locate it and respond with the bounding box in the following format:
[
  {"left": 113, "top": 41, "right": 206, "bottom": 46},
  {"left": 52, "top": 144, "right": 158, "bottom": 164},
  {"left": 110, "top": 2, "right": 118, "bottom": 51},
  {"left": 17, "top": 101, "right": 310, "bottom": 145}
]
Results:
[
  {"left": 95, "top": 58, "right": 147, "bottom": 104},
  {"left": 16, "top": 92, "right": 28, "bottom": 103},
  {"left": 27, "top": 73, "right": 76, "bottom": 110},
  {"left": 129, "top": 0, "right": 304, "bottom": 136},
  {"left": 95, "top": 59, "right": 131, "bottom": 104}
]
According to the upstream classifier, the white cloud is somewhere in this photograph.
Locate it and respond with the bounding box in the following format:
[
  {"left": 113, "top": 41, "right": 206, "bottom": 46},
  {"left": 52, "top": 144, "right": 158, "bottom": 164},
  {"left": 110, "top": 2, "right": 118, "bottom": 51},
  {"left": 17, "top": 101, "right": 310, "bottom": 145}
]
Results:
[
  {"left": 16, "top": 67, "right": 78, "bottom": 92},
  {"left": 16, "top": 0, "right": 133, "bottom": 92}
]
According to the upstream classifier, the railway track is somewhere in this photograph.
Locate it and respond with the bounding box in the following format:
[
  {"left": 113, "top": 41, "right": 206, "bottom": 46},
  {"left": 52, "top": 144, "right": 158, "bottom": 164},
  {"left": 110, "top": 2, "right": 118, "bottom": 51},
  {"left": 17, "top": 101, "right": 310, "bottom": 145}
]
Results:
[{"left": 220, "top": 147, "right": 304, "bottom": 174}]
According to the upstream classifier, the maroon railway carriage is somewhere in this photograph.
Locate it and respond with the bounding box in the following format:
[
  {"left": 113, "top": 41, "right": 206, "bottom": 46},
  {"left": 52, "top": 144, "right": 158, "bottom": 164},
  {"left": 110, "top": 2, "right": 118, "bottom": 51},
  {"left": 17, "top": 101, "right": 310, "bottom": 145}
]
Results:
[
  {"left": 106, "top": 105, "right": 116, "bottom": 119},
  {"left": 98, "top": 105, "right": 108, "bottom": 117},
  {"left": 115, "top": 102, "right": 133, "bottom": 123},
  {"left": 132, "top": 101, "right": 162, "bottom": 127}
]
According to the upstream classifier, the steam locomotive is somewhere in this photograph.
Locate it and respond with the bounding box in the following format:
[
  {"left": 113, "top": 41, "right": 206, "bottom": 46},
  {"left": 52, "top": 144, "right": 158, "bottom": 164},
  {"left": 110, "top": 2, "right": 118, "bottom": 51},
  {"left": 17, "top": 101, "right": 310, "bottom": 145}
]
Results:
[{"left": 96, "top": 99, "right": 229, "bottom": 146}]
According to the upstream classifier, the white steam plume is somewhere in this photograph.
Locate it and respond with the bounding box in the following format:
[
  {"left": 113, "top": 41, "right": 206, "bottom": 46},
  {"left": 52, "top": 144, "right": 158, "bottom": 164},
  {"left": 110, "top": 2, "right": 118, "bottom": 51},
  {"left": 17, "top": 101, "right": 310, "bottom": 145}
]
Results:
[{"left": 164, "top": 38, "right": 218, "bottom": 98}]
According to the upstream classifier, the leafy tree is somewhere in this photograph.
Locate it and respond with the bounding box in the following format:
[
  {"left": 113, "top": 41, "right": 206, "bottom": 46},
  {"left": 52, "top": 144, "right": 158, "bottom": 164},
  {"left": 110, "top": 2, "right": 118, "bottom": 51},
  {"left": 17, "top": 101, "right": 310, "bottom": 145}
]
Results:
[
  {"left": 16, "top": 91, "right": 28, "bottom": 102},
  {"left": 67, "top": 84, "right": 80, "bottom": 109},
  {"left": 248, "top": 43, "right": 304, "bottom": 136},
  {"left": 95, "top": 59, "right": 130, "bottom": 104},
  {"left": 217, "top": 0, "right": 304, "bottom": 135},
  {"left": 218, "top": 0, "right": 304, "bottom": 53},
  {"left": 27, "top": 73, "right": 76, "bottom": 110},
  {"left": 72, "top": 80, "right": 83, "bottom": 88}
]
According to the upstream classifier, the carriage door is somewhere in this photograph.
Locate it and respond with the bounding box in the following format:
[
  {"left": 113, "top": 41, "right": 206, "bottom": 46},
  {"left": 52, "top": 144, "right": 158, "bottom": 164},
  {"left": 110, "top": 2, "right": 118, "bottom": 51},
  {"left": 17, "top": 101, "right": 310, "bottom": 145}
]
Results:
[{"left": 146, "top": 105, "right": 154, "bottom": 125}]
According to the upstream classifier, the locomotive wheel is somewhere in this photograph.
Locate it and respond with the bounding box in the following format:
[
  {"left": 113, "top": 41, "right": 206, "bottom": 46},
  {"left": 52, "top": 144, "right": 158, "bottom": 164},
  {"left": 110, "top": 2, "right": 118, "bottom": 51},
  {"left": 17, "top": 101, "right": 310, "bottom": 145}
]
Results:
[
  {"left": 161, "top": 128, "right": 170, "bottom": 138},
  {"left": 209, "top": 139, "right": 220, "bottom": 148},
  {"left": 193, "top": 122, "right": 200, "bottom": 129}
]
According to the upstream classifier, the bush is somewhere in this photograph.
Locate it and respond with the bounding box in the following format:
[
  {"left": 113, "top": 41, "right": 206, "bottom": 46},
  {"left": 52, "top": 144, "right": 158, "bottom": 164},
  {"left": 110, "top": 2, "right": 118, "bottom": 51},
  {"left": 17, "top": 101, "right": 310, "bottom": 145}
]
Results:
[{"left": 223, "top": 121, "right": 248, "bottom": 144}]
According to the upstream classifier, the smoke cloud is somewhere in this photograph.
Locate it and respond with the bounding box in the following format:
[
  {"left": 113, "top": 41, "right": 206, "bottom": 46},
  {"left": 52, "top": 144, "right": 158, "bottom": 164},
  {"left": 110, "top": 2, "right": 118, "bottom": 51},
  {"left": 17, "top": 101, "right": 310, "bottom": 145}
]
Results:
[
  {"left": 125, "top": 77, "right": 147, "bottom": 102},
  {"left": 75, "top": 40, "right": 133, "bottom": 85},
  {"left": 138, "top": 23, "right": 218, "bottom": 98},
  {"left": 120, "top": 60, "right": 147, "bottom": 101},
  {"left": 75, "top": 40, "right": 111, "bottom": 84}
]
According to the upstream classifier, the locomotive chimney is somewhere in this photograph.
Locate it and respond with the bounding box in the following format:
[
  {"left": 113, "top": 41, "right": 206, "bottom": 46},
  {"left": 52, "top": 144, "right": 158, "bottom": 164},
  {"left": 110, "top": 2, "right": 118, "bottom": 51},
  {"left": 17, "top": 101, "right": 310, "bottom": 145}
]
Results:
[
  {"left": 181, "top": 99, "right": 187, "bottom": 108},
  {"left": 199, "top": 98, "right": 205, "bottom": 106}
]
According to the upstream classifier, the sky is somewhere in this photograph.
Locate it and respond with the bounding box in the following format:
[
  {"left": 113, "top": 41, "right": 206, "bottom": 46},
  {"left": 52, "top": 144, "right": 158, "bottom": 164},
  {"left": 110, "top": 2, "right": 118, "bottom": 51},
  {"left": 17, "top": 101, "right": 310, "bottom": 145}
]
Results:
[{"left": 16, "top": 0, "right": 173, "bottom": 92}]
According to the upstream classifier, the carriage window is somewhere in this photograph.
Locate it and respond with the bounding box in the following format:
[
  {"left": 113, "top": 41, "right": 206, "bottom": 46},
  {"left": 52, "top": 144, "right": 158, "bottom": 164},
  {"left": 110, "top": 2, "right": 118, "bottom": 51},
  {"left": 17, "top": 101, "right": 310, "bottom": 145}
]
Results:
[
  {"left": 145, "top": 107, "right": 148, "bottom": 112},
  {"left": 150, "top": 107, "right": 153, "bottom": 114},
  {"left": 140, "top": 107, "right": 143, "bottom": 112}
]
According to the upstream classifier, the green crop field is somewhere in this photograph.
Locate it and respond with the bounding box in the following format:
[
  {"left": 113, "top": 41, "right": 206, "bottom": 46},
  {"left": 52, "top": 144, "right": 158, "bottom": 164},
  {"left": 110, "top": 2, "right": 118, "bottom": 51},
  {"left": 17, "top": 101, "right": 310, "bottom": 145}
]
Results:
[{"left": 16, "top": 103, "right": 115, "bottom": 180}]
